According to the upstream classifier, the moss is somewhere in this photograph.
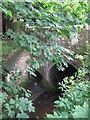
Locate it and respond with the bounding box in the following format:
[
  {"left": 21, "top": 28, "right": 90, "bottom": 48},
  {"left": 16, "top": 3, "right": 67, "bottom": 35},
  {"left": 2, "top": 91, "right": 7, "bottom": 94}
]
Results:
[
  {"left": 2, "top": 41, "right": 17, "bottom": 63},
  {"left": 2, "top": 42, "right": 13, "bottom": 56}
]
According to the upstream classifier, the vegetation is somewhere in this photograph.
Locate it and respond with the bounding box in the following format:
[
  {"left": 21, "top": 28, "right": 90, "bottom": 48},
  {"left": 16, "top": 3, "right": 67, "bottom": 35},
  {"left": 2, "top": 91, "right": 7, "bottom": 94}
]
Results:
[
  {"left": 45, "top": 46, "right": 90, "bottom": 119},
  {"left": 0, "top": 0, "right": 89, "bottom": 119},
  {"left": 1, "top": 1, "right": 89, "bottom": 72},
  {"left": 2, "top": 42, "right": 12, "bottom": 56},
  {"left": 2, "top": 41, "right": 17, "bottom": 58},
  {"left": 0, "top": 67, "right": 35, "bottom": 118},
  {"left": 46, "top": 77, "right": 89, "bottom": 118}
]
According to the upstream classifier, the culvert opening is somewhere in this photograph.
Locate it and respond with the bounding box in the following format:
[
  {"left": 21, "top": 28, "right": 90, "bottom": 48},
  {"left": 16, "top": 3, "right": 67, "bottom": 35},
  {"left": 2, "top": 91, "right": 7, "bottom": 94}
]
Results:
[
  {"left": 28, "top": 70, "right": 42, "bottom": 83},
  {"left": 49, "top": 62, "right": 77, "bottom": 90}
]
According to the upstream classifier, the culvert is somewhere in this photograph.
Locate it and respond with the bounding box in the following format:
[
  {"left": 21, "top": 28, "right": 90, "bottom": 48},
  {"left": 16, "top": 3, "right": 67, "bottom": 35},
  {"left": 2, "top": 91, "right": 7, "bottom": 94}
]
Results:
[
  {"left": 28, "top": 62, "right": 77, "bottom": 92},
  {"left": 48, "top": 62, "right": 77, "bottom": 90},
  {"left": 28, "top": 70, "right": 42, "bottom": 83}
]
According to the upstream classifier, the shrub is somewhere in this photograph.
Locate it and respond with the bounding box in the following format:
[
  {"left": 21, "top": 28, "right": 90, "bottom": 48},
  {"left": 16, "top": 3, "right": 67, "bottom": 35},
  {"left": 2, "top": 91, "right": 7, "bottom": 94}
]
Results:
[
  {"left": 45, "top": 77, "right": 89, "bottom": 119},
  {"left": 0, "top": 67, "right": 35, "bottom": 119},
  {"left": 45, "top": 45, "right": 89, "bottom": 119}
]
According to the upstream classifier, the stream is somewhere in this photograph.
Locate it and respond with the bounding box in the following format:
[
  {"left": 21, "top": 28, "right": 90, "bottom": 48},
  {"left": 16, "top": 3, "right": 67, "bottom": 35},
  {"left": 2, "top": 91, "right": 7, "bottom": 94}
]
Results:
[{"left": 28, "top": 82, "right": 60, "bottom": 118}]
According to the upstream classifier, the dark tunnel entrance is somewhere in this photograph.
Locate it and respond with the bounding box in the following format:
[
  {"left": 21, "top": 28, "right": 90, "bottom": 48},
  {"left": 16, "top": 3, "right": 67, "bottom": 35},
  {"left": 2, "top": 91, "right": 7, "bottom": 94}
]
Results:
[
  {"left": 48, "top": 62, "right": 77, "bottom": 90},
  {"left": 28, "top": 63, "right": 77, "bottom": 91},
  {"left": 28, "top": 70, "right": 42, "bottom": 83}
]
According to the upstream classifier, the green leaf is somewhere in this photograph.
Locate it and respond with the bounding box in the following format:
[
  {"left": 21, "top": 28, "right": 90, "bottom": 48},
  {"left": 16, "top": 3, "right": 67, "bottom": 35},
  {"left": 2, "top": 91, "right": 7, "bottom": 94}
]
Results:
[
  {"left": 10, "top": 99, "right": 15, "bottom": 105},
  {"left": 53, "top": 111, "right": 59, "bottom": 117},
  {"left": 27, "top": 66, "right": 36, "bottom": 76},
  {"left": 8, "top": 110, "right": 15, "bottom": 118},
  {"left": 0, "top": 7, "right": 7, "bottom": 14},
  {"left": 73, "top": 102, "right": 89, "bottom": 118},
  {"left": 46, "top": 114, "right": 54, "bottom": 118},
  {"left": 16, "top": 112, "right": 29, "bottom": 118},
  {"left": 7, "top": 10, "right": 12, "bottom": 18},
  {"left": 28, "top": 106, "right": 35, "bottom": 112},
  {"left": 5, "top": 103, "right": 10, "bottom": 111},
  {"left": 59, "top": 112, "right": 68, "bottom": 118},
  {"left": 77, "top": 26, "right": 81, "bottom": 32}
]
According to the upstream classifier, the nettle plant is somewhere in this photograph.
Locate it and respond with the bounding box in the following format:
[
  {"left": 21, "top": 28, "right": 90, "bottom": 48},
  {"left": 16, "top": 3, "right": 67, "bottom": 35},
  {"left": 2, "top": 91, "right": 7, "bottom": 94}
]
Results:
[
  {"left": 0, "top": 67, "right": 35, "bottom": 118},
  {"left": 1, "top": 0, "right": 88, "bottom": 72}
]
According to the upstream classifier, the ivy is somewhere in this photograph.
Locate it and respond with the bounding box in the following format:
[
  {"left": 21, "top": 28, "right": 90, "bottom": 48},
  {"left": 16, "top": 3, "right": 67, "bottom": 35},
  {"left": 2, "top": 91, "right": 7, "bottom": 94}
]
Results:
[{"left": 1, "top": 1, "right": 88, "bottom": 73}]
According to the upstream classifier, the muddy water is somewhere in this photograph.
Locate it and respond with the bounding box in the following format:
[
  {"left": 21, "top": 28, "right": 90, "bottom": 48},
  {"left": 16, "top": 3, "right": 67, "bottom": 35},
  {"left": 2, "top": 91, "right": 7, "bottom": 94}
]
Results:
[{"left": 28, "top": 82, "right": 60, "bottom": 119}]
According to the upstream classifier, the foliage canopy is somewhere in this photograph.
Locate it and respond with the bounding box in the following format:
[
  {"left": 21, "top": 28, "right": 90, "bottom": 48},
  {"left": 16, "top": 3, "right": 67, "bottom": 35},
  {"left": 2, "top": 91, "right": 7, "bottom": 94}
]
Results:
[{"left": 1, "top": 0, "right": 89, "bottom": 71}]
